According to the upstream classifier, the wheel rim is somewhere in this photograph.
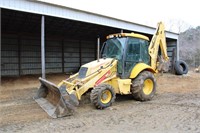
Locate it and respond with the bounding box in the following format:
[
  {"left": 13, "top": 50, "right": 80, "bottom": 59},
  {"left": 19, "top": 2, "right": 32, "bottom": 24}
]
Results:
[
  {"left": 101, "top": 90, "right": 112, "bottom": 104},
  {"left": 143, "top": 79, "right": 154, "bottom": 95}
]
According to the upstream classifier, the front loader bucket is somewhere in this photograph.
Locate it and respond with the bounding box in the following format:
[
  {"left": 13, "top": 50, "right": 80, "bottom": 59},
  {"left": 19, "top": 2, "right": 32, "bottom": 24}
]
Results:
[{"left": 34, "top": 78, "right": 79, "bottom": 118}]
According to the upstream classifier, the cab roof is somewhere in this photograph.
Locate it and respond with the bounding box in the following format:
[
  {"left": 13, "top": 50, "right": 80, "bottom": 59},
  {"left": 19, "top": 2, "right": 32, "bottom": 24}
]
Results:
[{"left": 106, "top": 32, "right": 149, "bottom": 41}]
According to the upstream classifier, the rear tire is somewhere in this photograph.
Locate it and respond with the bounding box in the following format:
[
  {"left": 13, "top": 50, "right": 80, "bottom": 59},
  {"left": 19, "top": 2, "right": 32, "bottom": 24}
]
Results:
[
  {"left": 90, "top": 84, "right": 116, "bottom": 109},
  {"left": 131, "top": 71, "right": 156, "bottom": 101}
]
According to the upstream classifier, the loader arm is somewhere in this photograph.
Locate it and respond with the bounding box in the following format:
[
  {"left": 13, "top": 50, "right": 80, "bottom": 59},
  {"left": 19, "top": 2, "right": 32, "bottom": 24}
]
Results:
[{"left": 148, "top": 22, "right": 169, "bottom": 70}]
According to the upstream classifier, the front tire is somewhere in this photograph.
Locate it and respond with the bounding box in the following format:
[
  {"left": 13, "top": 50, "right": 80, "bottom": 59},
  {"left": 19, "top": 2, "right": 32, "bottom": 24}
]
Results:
[
  {"left": 90, "top": 84, "right": 116, "bottom": 109},
  {"left": 131, "top": 71, "right": 156, "bottom": 101}
]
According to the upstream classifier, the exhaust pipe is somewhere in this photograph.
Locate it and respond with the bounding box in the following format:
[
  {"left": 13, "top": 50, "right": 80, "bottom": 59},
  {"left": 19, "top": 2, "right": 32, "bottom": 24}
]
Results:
[{"left": 97, "top": 36, "right": 100, "bottom": 62}]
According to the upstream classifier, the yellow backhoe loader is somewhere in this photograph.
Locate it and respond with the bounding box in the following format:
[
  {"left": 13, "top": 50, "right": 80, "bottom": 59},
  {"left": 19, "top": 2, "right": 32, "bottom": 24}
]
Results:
[{"left": 34, "top": 22, "right": 170, "bottom": 118}]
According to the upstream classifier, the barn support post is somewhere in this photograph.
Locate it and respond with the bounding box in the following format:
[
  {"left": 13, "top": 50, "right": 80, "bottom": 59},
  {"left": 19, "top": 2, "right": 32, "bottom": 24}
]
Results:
[
  {"left": 62, "top": 39, "right": 64, "bottom": 73},
  {"left": 41, "top": 15, "right": 45, "bottom": 79},
  {"left": 177, "top": 39, "right": 179, "bottom": 61},
  {"left": 18, "top": 35, "right": 21, "bottom": 76},
  {"left": 79, "top": 40, "right": 82, "bottom": 66}
]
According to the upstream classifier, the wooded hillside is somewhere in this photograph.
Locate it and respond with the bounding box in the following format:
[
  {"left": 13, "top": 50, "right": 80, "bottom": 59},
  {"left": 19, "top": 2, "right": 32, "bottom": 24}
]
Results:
[{"left": 179, "top": 26, "right": 200, "bottom": 67}]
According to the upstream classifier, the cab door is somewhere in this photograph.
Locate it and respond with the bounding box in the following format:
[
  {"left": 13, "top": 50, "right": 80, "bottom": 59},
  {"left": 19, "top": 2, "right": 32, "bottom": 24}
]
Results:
[
  {"left": 123, "top": 37, "right": 141, "bottom": 78},
  {"left": 122, "top": 37, "right": 150, "bottom": 79}
]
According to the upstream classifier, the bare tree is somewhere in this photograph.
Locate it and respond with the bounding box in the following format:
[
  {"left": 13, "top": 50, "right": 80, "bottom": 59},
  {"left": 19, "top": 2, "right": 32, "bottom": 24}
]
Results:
[{"left": 165, "top": 19, "right": 192, "bottom": 33}]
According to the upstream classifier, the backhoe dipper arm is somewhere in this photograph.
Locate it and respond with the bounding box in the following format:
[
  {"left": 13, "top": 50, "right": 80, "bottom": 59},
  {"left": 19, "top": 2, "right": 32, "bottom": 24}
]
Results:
[{"left": 148, "top": 22, "right": 169, "bottom": 70}]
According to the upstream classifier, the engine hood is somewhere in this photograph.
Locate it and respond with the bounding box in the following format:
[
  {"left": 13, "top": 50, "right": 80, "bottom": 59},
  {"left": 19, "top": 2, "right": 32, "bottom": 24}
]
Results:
[{"left": 78, "top": 58, "right": 114, "bottom": 79}]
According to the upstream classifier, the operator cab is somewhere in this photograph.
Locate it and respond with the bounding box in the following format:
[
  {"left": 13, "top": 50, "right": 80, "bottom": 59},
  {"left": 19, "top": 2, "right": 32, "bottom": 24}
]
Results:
[{"left": 101, "top": 33, "right": 150, "bottom": 78}]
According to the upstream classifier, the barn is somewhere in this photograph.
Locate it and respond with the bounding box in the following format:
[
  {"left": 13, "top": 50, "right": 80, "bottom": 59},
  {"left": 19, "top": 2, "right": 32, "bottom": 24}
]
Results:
[{"left": 0, "top": 0, "right": 178, "bottom": 80}]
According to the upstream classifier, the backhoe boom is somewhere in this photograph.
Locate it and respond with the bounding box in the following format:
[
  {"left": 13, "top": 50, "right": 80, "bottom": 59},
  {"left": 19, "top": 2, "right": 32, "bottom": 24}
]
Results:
[{"left": 148, "top": 22, "right": 169, "bottom": 71}]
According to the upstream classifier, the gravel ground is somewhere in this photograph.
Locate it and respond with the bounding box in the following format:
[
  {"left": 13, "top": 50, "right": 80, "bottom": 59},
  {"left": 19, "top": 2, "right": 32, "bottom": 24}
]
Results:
[{"left": 0, "top": 71, "right": 200, "bottom": 133}]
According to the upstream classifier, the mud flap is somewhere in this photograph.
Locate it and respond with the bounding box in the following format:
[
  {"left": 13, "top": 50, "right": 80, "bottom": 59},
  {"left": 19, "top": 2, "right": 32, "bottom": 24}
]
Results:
[{"left": 34, "top": 78, "right": 79, "bottom": 118}]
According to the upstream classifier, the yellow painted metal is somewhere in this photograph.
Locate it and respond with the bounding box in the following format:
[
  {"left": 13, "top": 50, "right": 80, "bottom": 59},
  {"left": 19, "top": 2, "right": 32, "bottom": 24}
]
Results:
[
  {"left": 105, "top": 78, "right": 120, "bottom": 94},
  {"left": 148, "top": 22, "right": 169, "bottom": 70},
  {"left": 80, "top": 71, "right": 100, "bottom": 82},
  {"left": 117, "top": 79, "right": 131, "bottom": 94},
  {"left": 57, "top": 73, "right": 78, "bottom": 89},
  {"left": 143, "top": 79, "right": 153, "bottom": 95},
  {"left": 55, "top": 22, "right": 168, "bottom": 101},
  {"left": 81, "top": 58, "right": 113, "bottom": 77},
  {"left": 69, "top": 73, "right": 78, "bottom": 79},
  {"left": 35, "top": 22, "right": 171, "bottom": 119},
  {"left": 58, "top": 80, "right": 76, "bottom": 93},
  {"left": 107, "top": 32, "right": 149, "bottom": 41},
  {"left": 130, "top": 63, "right": 156, "bottom": 79},
  {"left": 75, "top": 59, "right": 118, "bottom": 100},
  {"left": 58, "top": 80, "right": 65, "bottom": 87},
  {"left": 101, "top": 90, "right": 112, "bottom": 104},
  {"left": 51, "top": 58, "right": 117, "bottom": 100}
]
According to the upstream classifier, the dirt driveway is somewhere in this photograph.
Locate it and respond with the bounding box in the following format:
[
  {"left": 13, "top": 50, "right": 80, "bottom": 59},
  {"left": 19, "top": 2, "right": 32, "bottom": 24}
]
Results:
[{"left": 0, "top": 72, "right": 200, "bottom": 133}]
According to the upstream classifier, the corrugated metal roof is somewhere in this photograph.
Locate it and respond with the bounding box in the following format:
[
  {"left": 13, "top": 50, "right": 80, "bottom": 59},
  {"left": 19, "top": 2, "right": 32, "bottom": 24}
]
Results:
[{"left": 0, "top": 0, "right": 178, "bottom": 39}]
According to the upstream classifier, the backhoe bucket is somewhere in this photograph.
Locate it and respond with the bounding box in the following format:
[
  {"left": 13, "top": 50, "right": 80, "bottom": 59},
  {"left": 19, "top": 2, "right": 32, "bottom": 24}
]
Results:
[{"left": 34, "top": 78, "right": 79, "bottom": 118}]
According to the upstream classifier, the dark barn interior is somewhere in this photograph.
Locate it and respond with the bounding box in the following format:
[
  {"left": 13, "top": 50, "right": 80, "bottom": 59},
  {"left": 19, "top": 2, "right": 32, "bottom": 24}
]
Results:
[{"left": 1, "top": 9, "right": 177, "bottom": 77}]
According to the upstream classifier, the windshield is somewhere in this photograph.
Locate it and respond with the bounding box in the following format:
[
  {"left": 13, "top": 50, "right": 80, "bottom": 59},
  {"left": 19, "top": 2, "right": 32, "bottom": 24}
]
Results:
[{"left": 102, "top": 37, "right": 126, "bottom": 60}]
